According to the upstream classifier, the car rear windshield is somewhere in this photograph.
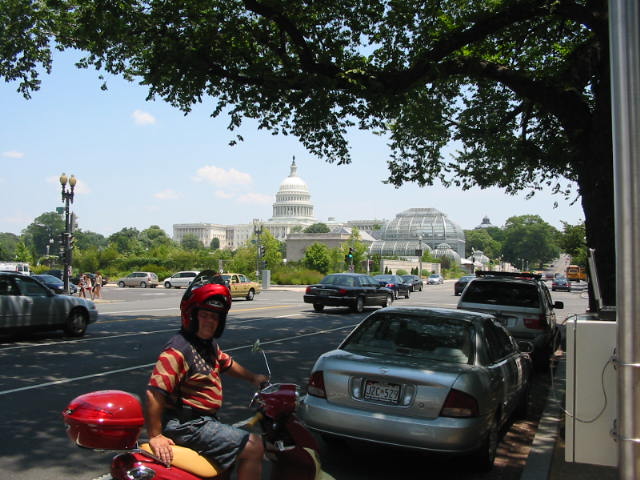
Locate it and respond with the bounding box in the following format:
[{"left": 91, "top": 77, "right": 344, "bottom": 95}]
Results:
[
  {"left": 342, "top": 312, "right": 474, "bottom": 364},
  {"left": 320, "top": 275, "right": 358, "bottom": 286},
  {"left": 462, "top": 281, "right": 540, "bottom": 308}
]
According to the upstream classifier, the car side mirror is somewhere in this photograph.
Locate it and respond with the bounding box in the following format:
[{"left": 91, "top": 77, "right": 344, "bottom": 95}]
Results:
[{"left": 554, "top": 301, "right": 564, "bottom": 309}]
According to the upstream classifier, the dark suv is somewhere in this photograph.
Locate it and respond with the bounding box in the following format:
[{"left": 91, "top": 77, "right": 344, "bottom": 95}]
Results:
[{"left": 457, "top": 271, "right": 563, "bottom": 369}]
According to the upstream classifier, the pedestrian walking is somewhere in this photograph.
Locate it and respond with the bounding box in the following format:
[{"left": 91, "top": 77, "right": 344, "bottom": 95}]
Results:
[{"left": 93, "top": 272, "right": 103, "bottom": 299}]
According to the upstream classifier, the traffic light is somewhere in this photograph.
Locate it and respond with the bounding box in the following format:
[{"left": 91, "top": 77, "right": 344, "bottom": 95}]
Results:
[{"left": 258, "top": 245, "right": 265, "bottom": 257}]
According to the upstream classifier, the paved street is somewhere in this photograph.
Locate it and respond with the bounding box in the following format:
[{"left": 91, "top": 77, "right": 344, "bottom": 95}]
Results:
[{"left": 0, "top": 281, "right": 587, "bottom": 480}]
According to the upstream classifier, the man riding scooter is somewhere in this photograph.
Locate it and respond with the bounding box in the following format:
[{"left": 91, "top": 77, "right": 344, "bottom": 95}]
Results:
[{"left": 146, "top": 278, "right": 268, "bottom": 480}]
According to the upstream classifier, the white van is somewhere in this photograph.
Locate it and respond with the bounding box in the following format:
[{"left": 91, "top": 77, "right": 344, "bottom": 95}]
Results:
[{"left": 0, "top": 262, "right": 31, "bottom": 276}]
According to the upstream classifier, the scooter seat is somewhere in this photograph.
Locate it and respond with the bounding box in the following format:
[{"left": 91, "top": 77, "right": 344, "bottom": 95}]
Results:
[{"left": 139, "top": 443, "right": 222, "bottom": 478}]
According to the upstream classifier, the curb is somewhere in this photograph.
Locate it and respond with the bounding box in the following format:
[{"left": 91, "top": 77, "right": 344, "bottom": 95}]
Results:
[{"left": 521, "top": 353, "right": 566, "bottom": 480}]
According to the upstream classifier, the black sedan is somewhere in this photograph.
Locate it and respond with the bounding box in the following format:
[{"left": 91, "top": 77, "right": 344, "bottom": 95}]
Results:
[
  {"left": 304, "top": 273, "right": 394, "bottom": 313},
  {"left": 373, "top": 274, "right": 411, "bottom": 299},
  {"left": 32, "top": 274, "right": 78, "bottom": 295},
  {"left": 454, "top": 275, "right": 476, "bottom": 296},
  {"left": 401, "top": 274, "right": 423, "bottom": 292}
]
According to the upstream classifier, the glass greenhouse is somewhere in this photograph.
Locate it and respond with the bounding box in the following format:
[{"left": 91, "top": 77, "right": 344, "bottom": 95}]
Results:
[{"left": 369, "top": 208, "right": 466, "bottom": 259}]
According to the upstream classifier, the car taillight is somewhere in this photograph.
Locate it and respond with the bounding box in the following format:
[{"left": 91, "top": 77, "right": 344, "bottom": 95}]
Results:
[
  {"left": 305, "top": 286, "right": 312, "bottom": 294},
  {"left": 440, "top": 389, "right": 479, "bottom": 417},
  {"left": 337, "top": 288, "right": 348, "bottom": 295},
  {"left": 524, "top": 315, "right": 546, "bottom": 330},
  {"left": 307, "top": 371, "right": 326, "bottom": 398}
]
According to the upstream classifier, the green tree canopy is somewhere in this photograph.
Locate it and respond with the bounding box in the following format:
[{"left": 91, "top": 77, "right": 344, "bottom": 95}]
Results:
[
  {"left": 501, "top": 215, "right": 560, "bottom": 269},
  {"left": 0, "top": 232, "right": 21, "bottom": 260},
  {"left": 304, "top": 223, "right": 331, "bottom": 234},
  {"left": 181, "top": 233, "right": 203, "bottom": 251},
  {"left": 22, "top": 212, "right": 65, "bottom": 258},
  {"left": 464, "top": 229, "right": 502, "bottom": 260},
  {"left": 3, "top": 0, "right": 615, "bottom": 305},
  {"left": 140, "top": 225, "right": 174, "bottom": 250},
  {"left": 74, "top": 230, "right": 108, "bottom": 251},
  {"left": 303, "top": 242, "right": 331, "bottom": 274}
]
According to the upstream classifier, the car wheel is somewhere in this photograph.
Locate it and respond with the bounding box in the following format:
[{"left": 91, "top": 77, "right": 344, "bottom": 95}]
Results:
[
  {"left": 352, "top": 296, "right": 364, "bottom": 313},
  {"left": 140, "top": 282, "right": 147, "bottom": 288},
  {"left": 246, "top": 289, "right": 255, "bottom": 301},
  {"left": 64, "top": 309, "right": 88, "bottom": 337},
  {"left": 383, "top": 293, "right": 393, "bottom": 307},
  {"left": 164, "top": 282, "right": 172, "bottom": 289},
  {"left": 404, "top": 290, "right": 410, "bottom": 299},
  {"left": 118, "top": 281, "right": 125, "bottom": 288},
  {"left": 313, "top": 303, "right": 325, "bottom": 312},
  {"left": 470, "top": 416, "right": 498, "bottom": 472}
]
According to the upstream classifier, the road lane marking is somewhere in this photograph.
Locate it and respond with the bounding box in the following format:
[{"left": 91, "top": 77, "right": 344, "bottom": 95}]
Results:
[
  {"left": 0, "top": 324, "right": 357, "bottom": 396},
  {"left": 0, "top": 310, "right": 314, "bottom": 350}
]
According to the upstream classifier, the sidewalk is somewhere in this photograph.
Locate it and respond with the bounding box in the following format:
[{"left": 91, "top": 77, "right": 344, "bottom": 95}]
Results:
[{"left": 521, "top": 353, "right": 618, "bottom": 480}]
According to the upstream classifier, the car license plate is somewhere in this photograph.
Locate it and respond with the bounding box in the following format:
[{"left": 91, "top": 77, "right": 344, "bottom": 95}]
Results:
[{"left": 363, "top": 380, "right": 400, "bottom": 404}]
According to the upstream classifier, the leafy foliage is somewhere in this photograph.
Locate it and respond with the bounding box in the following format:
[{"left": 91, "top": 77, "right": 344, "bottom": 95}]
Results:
[{"left": 1, "top": 0, "right": 615, "bottom": 304}]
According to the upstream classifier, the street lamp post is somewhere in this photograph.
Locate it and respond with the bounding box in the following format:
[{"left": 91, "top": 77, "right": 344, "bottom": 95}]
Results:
[
  {"left": 60, "top": 173, "right": 77, "bottom": 294},
  {"left": 417, "top": 234, "right": 424, "bottom": 279},
  {"left": 253, "top": 219, "right": 263, "bottom": 280}
]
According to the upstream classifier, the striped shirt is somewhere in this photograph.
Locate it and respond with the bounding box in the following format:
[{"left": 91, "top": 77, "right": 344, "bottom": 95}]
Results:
[{"left": 148, "top": 332, "right": 233, "bottom": 412}]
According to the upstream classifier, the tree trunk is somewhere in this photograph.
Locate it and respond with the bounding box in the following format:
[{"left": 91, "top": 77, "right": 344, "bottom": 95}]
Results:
[{"left": 578, "top": 110, "right": 616, "bottom": 311}]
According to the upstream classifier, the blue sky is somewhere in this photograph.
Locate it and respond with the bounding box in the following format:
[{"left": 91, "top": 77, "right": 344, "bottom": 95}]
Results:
[{"left": 1, "top": 50, "right": 584, "bottom": 238}]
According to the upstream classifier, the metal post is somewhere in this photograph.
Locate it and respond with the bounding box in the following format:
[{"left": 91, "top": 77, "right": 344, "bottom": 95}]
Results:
[
  {"left": 59, "top": 173, "right": 76, "bottom": 295},
  {"left": 610, "top": 0, "right": 640, "bottom": 477}
]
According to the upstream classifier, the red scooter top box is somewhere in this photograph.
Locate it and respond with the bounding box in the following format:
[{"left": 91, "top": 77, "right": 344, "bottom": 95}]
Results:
[{"left": 62, "top": 390, "right": 145, "bottom": 450}]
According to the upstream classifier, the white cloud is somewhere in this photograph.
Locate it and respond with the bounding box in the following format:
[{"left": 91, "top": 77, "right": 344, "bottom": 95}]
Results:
[
  {"left": 2, "top": 151, "right": 24, "bottom": 158},
  {"left": 193, "top": 165, "right": 252, "bottom": 188},
  {"left": 132, "top": 109, "right": 157, "bottom": 126},
  {"left": 237, "top": 193, "right": 274, "bottom": 205},
  {"left": 154, "top": 189, "right": 180, "bottom": 200},
  {"left": 215, "top": 190, "right": 235, "bottom": 199}
]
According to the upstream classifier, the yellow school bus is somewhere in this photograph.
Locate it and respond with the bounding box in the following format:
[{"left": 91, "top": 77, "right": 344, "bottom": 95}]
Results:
[{"left": 566, "top": 265, "right": 587, "bottom": 282}]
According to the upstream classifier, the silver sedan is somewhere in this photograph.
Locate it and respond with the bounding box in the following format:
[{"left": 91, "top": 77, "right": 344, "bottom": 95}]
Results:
[
  {"left": 300, "top": 306, "right": 532, "bottom": 472},
  {"left": 0, "top": 272, "right": 98, "bottom": 337}
]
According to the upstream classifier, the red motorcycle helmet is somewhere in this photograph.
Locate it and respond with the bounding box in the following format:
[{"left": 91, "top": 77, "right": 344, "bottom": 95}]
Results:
[{"left": 180, "top": 271, "right": 232, "bottom": 338}]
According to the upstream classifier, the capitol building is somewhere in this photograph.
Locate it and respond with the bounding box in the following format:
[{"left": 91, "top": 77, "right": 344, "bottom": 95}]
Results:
[{"left": 173, "top": 159, "right": 467, "bottom": 261}]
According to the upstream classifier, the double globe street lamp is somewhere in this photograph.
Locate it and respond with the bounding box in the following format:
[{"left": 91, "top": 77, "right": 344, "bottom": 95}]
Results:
[{"left": 60, "top": 173, "right": 77, "bottom": 294}]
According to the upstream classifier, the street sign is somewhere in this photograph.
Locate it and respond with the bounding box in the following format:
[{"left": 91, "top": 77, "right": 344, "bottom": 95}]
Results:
[{"left": 56, "top": 207, "right": 64, "bottom": 214}]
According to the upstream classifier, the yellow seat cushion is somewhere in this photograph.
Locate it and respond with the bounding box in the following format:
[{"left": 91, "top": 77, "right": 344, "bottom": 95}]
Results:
[{"left": 140, "top": 442, "right": 222, "bottom": 478}]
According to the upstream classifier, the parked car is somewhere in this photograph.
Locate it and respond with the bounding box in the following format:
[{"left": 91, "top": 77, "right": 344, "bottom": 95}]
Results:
[
  {"left": 116, "top": 272, "right": 159, "bottom": 288},
  {"left": 301, "top": 306, "right": 532, "bottom": 472},
  {"left": 401, "top": 274, "right": 423, "bottom": 292},
  {"left": 454, "top": 275, "right": 475, "bottom": 296},
  {"left": 304, "top": 273, "right": 394, "bottom": 313},
  {"left": 427, "top": 273, "right": 444, "bottom": 285},
  {"left": 373, "top": 274, "right": 411, "bottom": 299},
  {"left": 0, "top": 272, "right": 98, "bottom": 336},
  {"left": 219, "top": 273, "right": 261, "bottom": 300},
  {"left": 457, "top": 271, "right": 562, "bottom": 369},
  {"left": 32, "top": 274, "right": 78, "bottom": 295},
  {"left": 163, "top": 270, "right": 200, "bottom": 289},
  {"left": 551, "top": 277, "right": 572, "bottom": 292}
]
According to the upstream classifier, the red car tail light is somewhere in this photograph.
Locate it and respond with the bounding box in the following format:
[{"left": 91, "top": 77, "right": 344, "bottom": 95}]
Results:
[
  {"left": 524, "top": 315, "right": 546, "bottom": 330},
  {"left": 307, "top": 371, "right": 326, "bottom": 398},
  {"left": 305, "top": 286, "right": 312, "bottom": 294},
  {"left": 440, "top": 389, "right": 479, "bottom": 417},
  {"left": 337, "top": 288, "right": 348, "bottom": 295}
]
